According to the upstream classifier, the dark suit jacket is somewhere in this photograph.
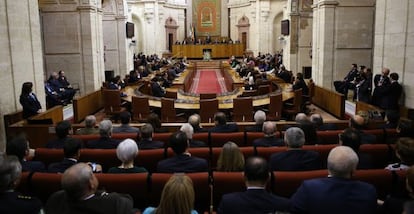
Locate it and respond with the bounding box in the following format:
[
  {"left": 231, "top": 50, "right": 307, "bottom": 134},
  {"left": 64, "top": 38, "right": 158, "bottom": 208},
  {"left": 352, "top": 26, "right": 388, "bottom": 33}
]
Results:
[
  {"left": 22, "top": 160, "right": 46, "bottom": 172},
  {"left": 157, "top": 154, "right": 208, "bottom": 173},
  {"left": 293, "top": 79, "right": 309, "bottom": 95},
  {"left": 270, "top": 150, "right": 322, "bottom": 171},
  {"left": 20, "top": 93, "right": 42, "bottom": 119},
  {"left": 45, "top": 190, "right": 135, "bottom": 214},
  {"left": 0, "top": 191, "right": 43, "bottom": 214},
  {"left": 383, "top": 81, "right": 403, "bottom": 110},
  {"left": 218, "top": 189, "right": 291, "bottom": 214},
  {"left": 112, "top": 124, "right": 140, "bottom": 134},
  {"left": 372, "top": 74, "right": 391, "bottom": 107},
  {"left": 356, "top": 78, "right": 372, "bottom": 103},
  {"left": 291, "top": 177, "right": 377, "bottom": 214},
  {"left": 209, "top": 124, "right": 239, "bottom": 133},
  {"left": 253, "top": 136, "right": 284, "bottom": 147},
  {"left": 48, "top": 158, "right": 77, "bottom": 173},
  {"left": 46, "top": 137, "right": 81, "bottom": 149},
  {"left": 244, "top": 124, "right": 263, "bottom": 132},
  {"left": 86, "top": 137, "right": 121, "bottom": 149},
  {"left": 151, "top": 82, "right": 165, "bottom": 97},
  {"left": 189, "top": 139, "right": 207, "bottom": 147},
  {"left": 137, "top": 139, "right": 164, "bottom": 150}
]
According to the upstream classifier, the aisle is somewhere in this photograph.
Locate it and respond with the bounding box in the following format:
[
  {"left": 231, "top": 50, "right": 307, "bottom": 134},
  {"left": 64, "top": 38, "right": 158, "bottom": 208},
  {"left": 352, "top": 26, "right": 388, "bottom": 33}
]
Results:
[{"left": 189, "top": 69, "right": 228, "bottom": 94}]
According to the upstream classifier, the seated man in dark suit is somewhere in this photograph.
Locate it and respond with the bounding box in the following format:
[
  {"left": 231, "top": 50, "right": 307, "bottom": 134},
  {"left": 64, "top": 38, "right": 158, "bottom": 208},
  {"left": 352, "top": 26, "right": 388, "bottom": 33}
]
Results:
[
  {"left": 291, "top": 146, "right": 377, "bottom": 214},
  {"left": 245, "top": 110, "right": 266, "bottom": 132},
  {"left": 112, "top": 111, "right": 140, "bottom": 134},
  {"left": 86, "top": 120, "right": 121, "bottom": 149},
  {"left": 349, "top": 115, "right": 376, "bottom": 144},
  {"left": 188, "top": 114, "right": 207, "bottom": 133},
  {"left": 218, "top": 156, "right": 291, "bottom": 214},
  {"left": 46, "top": 120, "right": 81, "bottom": 149},
  {"left": 151, "top": 77, "right": 166, "bottom": 97},
  {"left": 209, "top": 112, "right": 239, "bottom": 133},
  {"left": 180, "top": 123, "right": 207, "bottom": 147},
  {"left": 253, "top": 121, "right": 284, "bottom": 147},
  {"left": 295, "top": 113, "right": 318, "bottom": 145},
  {"left": 48, "top": 139, "right": 102, "bottom": 173},
  {"left": 137, "top": 124, "right": 164, "bottom": 149},
  {"left": 270, "top": 127, "right": 322, "bottom": 171},
  {"left": 0, "top": 155, "right": 43, "bottom": 214},
  {"left": 45, "top": 163, "right": 135, "bottom": 214},
  {"left": 6, "top": 135, "right": 45, "bottom": 172},
  {"left": 339, "top": 128, "right": 374, "bottom": 169},
  {"left": 157, "top": 131, "right": 208, "bottom": 173},
  {"left": 310, "top": 113, "right": 338, "bottom": 130}
]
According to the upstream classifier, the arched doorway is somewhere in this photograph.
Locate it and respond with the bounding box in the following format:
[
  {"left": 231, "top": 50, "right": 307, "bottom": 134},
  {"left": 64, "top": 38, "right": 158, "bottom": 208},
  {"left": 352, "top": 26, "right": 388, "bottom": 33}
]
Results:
[
  {"left": 236, "top": 16, "right": 250, "bottom": 51},
  {"left": 165, "top": 17, "right": 179, "bottom": 52}
]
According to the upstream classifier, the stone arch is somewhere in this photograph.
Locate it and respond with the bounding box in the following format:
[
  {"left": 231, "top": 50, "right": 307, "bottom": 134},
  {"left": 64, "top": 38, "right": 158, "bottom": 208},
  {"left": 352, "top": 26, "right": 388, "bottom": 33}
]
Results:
[
  {"left": 236, "top": 15, "right": 250, "bottom": 50},
  {"left": 165, "top": 17, "right": 179, "bottom": 52}
]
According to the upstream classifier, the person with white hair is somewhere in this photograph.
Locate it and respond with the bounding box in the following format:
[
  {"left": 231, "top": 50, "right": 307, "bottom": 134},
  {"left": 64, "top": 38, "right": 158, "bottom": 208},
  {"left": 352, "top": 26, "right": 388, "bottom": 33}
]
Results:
[
  {"left": 180, "top": 123, "right": 207, "bottom": 147},
  {"left": 245, "top": 110, "right": 267, "bottom": 132},
  {"left": 76, "top": 115, "right": 99, "bottom": 135},
  {"left": 188, "top": 114, "right": 207, "bottom": 133},
  {"left": 45, "top": 163, "right": 136, "bottom": 213},
  {"left": 269, "top": 127, "right": 321, "bottom": 171},
  {"left": 291, "top": 146, "right": 377, "bottom": 214},
  {"left": 86, "top": 120, "right": 121, "bottom": 149},
  {"left": 252, "top": 121, "right": 284, "bottom": 147},
  {"left": 108, "top": 139, "right": 147, "bottom": 173}
]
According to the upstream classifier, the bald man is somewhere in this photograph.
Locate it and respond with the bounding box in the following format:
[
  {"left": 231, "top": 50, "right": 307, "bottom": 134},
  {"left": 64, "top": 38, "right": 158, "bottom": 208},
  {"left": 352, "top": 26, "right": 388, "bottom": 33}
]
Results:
[
  {"left": 252, "top": 121, "right": 284, "bottom": 147},
  {"left": 291, "top": 146, "right": 377, "bottom": 214},
  {"left": 45, "top": 163, "right": 135, "bottom": 214}
]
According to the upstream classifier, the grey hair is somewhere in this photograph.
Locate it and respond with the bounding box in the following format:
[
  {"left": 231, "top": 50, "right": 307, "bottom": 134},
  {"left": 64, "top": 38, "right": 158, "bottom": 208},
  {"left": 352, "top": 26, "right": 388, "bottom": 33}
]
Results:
[
  {"left": 116, "top": 139, "right": 138, "bottom": 163},
  {"left": 84, "top": 115, "right": 97, "bottom": 128},
  {"left": 188, "top": 114, "right": 201, "bottom": 126},
  {"left": 99, "top": 120, "right": 112, "bottom": 137},
  {"left": 61, "top": 163, "right": 94, "bottom": 200},
  {"left": 262, "top": 121, "right": 276, "bottom": 136},
  {"left": 295, "top": 113, "right": 308, "bottom": 123},
  {"left": 180, "top": 123, "right": 194, "bottom": 140},
  {"left": 284, "top": 127, "right": 305, "bottom": 148},
  {"left": 327, "top": 146, "right": 359, "bottom": 178},
  {"left": 310, "top": 114, "right": 323, "bottom": 126},
  {"left": 254, "top": 110, "right": 266, "bottom": 124}
]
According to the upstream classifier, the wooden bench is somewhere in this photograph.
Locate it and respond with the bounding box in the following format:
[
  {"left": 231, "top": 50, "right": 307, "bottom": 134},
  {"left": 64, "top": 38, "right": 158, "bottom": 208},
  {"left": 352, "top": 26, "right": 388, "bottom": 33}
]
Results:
[
  {"left": 73, "top": 89, "right": 103, "bottom": 123},
  {"left": 312, "top": 85, "right": 345, "bottom": 119}
]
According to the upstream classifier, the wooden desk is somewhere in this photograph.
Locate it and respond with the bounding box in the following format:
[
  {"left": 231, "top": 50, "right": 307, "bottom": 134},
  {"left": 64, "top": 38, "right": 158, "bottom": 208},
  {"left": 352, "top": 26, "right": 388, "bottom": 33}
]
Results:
[{"left": 172, "top": 44, "right": 245, "bottom": 58}]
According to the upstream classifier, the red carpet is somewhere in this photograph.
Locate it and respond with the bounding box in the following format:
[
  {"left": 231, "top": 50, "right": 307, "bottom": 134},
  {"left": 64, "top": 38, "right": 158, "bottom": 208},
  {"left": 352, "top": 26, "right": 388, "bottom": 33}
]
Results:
[{"left": 190, "top": 69, "right": 227, "bottom": 94}]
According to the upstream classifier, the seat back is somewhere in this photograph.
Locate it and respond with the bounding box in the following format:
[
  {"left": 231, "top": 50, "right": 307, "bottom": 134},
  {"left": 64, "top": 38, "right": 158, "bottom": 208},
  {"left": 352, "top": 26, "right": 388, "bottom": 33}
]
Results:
[
  {"left": 272, "top": 170, "right": 328, "bottom": 197},
  {"left": 79, "top": 149, "right": 119, "bottom": 172},
  {"left": 199, "top": 99, "right": 219, "bottom": 123},
  {"left": 255, "top": 146, "right": 286, "bottom": 161},
  {"left": 193, "top": 132, "right": 210, "bottom": 145},
  {"left": 359, "top": 144, "right": 392, "bottom": 168},
  {"left": 153, "top": 132, "right": 172, "bottom": 147},
  {"left": 211, "top": 172, "right": 245, "bottom": 209},
  {"left": 353, "top": 169, "right": 393, "bottom": 199},
  {"left": 268, "top": 93, "right": 283, "bottom": 120},
  {"left": 161, "top": 98, "right": 176, "bottom": 122},
  {"left": 165, "top": 90, "right": 177, "bottom": 99},
  {"left": 210, "top": 132, "right": 245, "bottom": 147},
  {"left": 28, "top": 172, "right": 62, "bottom": 203},
  {"left": 135, "top": 148, "right": 167, "bottom": 173},
  {"left": 317, "top": 130, "right": 343, "bottom": 144},
  {"left": 258, "top": 84, "right": 270, "bottom": 95},
  {"left": 292, "top": 89, "right": 303, "bottom": 112},
  {"left": 200, "top": 93, "right": 217, "bottom": 100},
  {"left": 245, "top": 132, "right": 264, "bottom": 146},
  {"left": 33, "top": 148, "right": 64, "bottom": 166},
  {"left": 150, "top": 173, "right": 211, "bottom": 213},
  {"left": 131, "top": 96, "right": 151, "bottom": 122},
  {"left": 233, "top": 97, "right": 253, "bottom": 122},
  {"left": 102, "top": 89, "right": 122, "bottom": 114},
  {"left": 95, "top": 173, "right": 150, "bottom": 210}
]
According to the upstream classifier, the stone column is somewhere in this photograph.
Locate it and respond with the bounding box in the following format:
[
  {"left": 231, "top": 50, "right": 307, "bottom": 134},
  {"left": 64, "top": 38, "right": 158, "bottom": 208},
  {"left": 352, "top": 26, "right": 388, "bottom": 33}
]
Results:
[{"left": 0, "top": 0, "right": 45, "bottom": 150}]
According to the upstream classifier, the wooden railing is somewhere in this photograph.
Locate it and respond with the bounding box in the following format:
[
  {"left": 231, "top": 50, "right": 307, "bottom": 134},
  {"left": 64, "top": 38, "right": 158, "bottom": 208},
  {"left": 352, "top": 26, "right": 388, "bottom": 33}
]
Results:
[
  {"left": 312, "top": 85, "right": 345, "bottom": 119},
  {"left": 73, "top": 89, "right": 103, "bottom": 123}
]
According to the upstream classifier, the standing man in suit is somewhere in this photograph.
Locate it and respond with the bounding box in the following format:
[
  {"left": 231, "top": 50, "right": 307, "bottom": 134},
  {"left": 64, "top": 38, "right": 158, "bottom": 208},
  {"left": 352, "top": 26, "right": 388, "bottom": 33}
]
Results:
[
  {"left": 209, "top": 112, "right": 239, "bottom": 133},
  {"left": 291, "top": 146, "right": 377, "bottom": 214},
  {"left": 383, "top": 72, "right": 403, "bottom": 111},
  {"left": 86, "top": 120, "right": 121, "bottom": 149},
  {"left": 252, "top": 121, "right": 284, "bottom": 147},
  {"left": 269, "top": 127, "right": 322, "bottom": 171},
  {"left": 19, "top": 82, "right": 42, "bottom": 119},
  {"left": 218, "top": 157, "right": 291, "bottom": 214},
  {"left": 157, "top": 131, "right": 208, "bottom": 173},
  {"left": 45, "top": 163, "right": 135, "bottom": 214},
  {"left": 112, "top": 111, "right": 140, "bottom": 134},
  {"left": 372, "top": 67, "right": 391, "bottom": 108}
]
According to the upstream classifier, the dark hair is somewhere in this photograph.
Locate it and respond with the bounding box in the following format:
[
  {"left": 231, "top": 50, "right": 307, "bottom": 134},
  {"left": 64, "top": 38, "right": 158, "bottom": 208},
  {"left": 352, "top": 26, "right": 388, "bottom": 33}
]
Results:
[
  {"left": 214, "top": 112, "right": 227, "bottom": 125},
  {"left": 56, "top": 120, "right": 72, "bottom": 139},
  {"left": 147, "top": 113, "right": 162, "bottom": 129},
  {"left": 390, "top": 72, "right": 399, "bottom": 81},
  {"left": 119, "top": 111, "right": 131, "bottom": 124},
  {"left": 141, "top": 124, "right": 154, "bottom": 139},
  {"left": 398, "top": 120, "right": 414, "bottom": 138},
  {"left": 352, "top": 63, "right": 357, "bottom": 68},
  {"left": 244, "top": 156, "right": 269, "bottom": 184},
  {"left": 169, "top": 131, "right": 188, "bottom": 154},
  {"left": 6, "top": 135, "right": 28, "bottom": 161},
  {"left": 386, "top": 110, "right": 400, "bottom": 124},
  {"left": 340, "top": 128, "right": 361, "bottom": 152},
  {"left": 21, "top": 82, "right": 33, "bottom": 96},
  {"left": 63, "top": 139, "right": 82, "bottom": 158}
]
